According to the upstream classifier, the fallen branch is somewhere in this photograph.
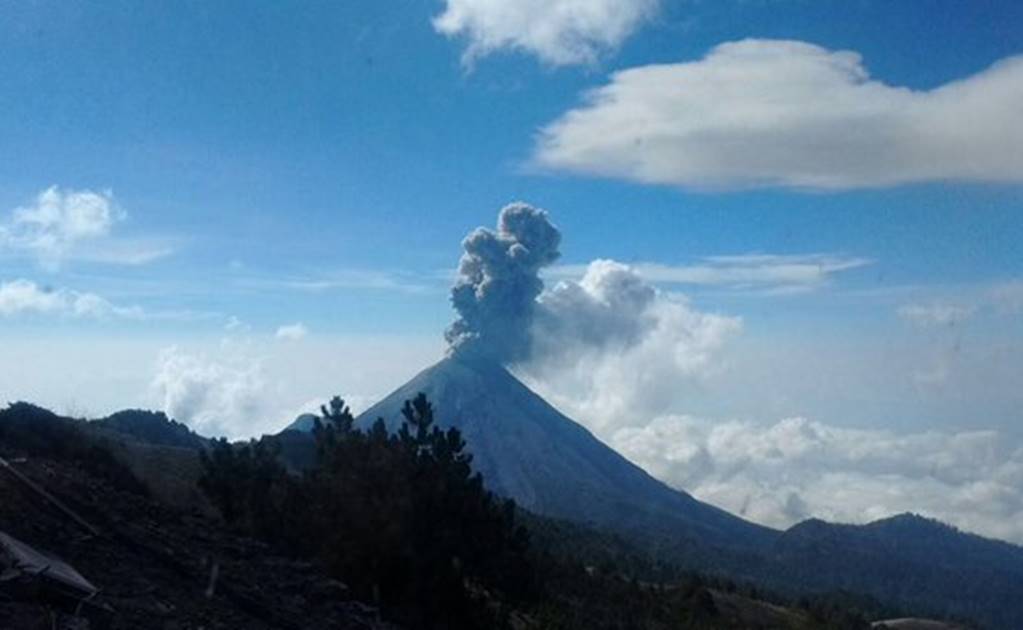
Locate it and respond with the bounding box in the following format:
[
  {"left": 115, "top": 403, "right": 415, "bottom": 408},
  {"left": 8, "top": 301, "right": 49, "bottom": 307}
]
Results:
[{"left": 0, "top": 456, "right": 100, "bottom": 538}]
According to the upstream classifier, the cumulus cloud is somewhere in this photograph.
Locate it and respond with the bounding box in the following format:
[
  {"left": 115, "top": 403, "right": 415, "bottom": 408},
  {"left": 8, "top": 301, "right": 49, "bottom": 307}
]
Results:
[
  {"left": 447, "top": 202, "right": 562, "bottom": 362},
  {"left": 520, "top": 260, "right": 742, "bottom": 432},
  {"left": 550, "top": 253, "right": 871, "bottom": 295},
  {"left": 148, "top": 335, "right": 446, "bottom": 439},
  {"left": 151, "top": 346, "right": 269, "bottom": 439},
  {"left": 898, "top": 303, "right": 976, "bottom": 327},
  {"left": 0, "top": 278, "right": 143, "bottom": 319},
  {"left": 0, "top": 187, "right": 123, "bottom": 269},
  {"left": 434, "top": 0, "right": 658, "bottom": 66},
  {"left": 612, "top": 414, "right": 1023, "bottom": 543},
  {"left": 534, "top": 39, "right": 1023, "bottom": 189},
  {"left": 275, "top": 322, "right": 309, "bottom": 341}
]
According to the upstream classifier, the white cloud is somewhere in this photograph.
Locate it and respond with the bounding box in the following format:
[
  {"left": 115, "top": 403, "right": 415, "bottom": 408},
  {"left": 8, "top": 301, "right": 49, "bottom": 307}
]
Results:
[
  {"left": 71, "top": 237, "right": 178, "bottom": 266},
  {"left": 896, "top": 279, "right": 1023, "bottom": 327},
  {"left": 248, "top": 269, "right": 435, "bottom": 295},
  {"left": 0, "top": 278, "right": 143, "bottom": 319},
  {"left": 0, "top": 187, "right": 175, "bottom": 268},
  {"left": 534, "top": 39, "right": 1023, "bottom": 189},
  {"left": 434, "top": 0, "right": 658, "bottom": 67},
  {"left": 1, "top": 187, "right": 123, "bottom": 269},
  {"left": 549, "top": 253, "right": 871, "bottom": 294},
  {"left": 509, "top": 260, "right": 1023, "bottom": 543},
  {"left": 0, "top": 279, "right": 66, "bottom": 315},
  {"left": 519, "top": 260, "right": 742, "bottom": 433},
  {"left": 898, "top": 303, "right": 976, "bottom": 327},
  {"left": 225, "top": 316, "right": 248, "bottom": 332},
  {"left": 151, "top": 346, "right": 268, "bottom": 438},
  {"left": 275, "top": 322, "right": 309, "bottom": 341},
  {"left": 147, "top": 336, "right": 446, "bottom": 439},
  {"left": 612, "top": 414, "right": 1023, "bottom": 543}
]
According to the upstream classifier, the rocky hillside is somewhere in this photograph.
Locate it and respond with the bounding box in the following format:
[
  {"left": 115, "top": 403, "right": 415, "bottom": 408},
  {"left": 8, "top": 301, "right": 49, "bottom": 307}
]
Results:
[{"left": 0, "top": 404, "right": 394, "bottom": 630}]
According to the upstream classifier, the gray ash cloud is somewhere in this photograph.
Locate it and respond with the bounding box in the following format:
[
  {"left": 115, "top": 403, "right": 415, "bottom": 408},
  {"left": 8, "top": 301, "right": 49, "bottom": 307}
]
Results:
[{"left": 445, "top": 202, "right": 561, "bottom": 363}]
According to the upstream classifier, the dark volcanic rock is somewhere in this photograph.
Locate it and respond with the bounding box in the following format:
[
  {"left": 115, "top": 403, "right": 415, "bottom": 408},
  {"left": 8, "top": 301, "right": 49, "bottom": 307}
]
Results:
[{"left": 0, "top": 443, "right": 396, "bottom": 630}]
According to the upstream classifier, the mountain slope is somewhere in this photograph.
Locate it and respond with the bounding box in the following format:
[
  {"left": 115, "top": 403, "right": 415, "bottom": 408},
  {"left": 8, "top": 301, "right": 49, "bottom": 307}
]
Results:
[
  {"left": 352, "top": 355, "right": 775, "bottom": 552},
  {"left": 763, "top": 513, "right": 1023, "bottom": 629},
  {"left": 92, "top": 409, "right": 209, "bottom": 450}
]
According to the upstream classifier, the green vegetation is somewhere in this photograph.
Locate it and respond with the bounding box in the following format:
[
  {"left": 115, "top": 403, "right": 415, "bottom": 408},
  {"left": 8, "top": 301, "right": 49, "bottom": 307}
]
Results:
[
  {"left": 198, "top": 394, "right": 533, "bottom": 628},
  {"left": 197, "top": 394, "right": 878, "bottom": 629}
]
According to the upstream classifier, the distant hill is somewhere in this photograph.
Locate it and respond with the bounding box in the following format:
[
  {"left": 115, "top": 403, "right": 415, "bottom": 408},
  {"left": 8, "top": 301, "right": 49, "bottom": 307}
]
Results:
[
  {"left": 283, "top": 412, "right": 319, "bottom": 433},
  {"left": 762, "top": 513, "right": 1022, "bottom": 629},
  {"left": 92, "top": 409, "right": 208, "bottom": 450}
]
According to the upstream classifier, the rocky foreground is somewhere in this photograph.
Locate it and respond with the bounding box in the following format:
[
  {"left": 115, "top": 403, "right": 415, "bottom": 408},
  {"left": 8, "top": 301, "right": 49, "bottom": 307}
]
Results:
[{"left": 0, "top": 445, "right": 395, "bottom": 630}]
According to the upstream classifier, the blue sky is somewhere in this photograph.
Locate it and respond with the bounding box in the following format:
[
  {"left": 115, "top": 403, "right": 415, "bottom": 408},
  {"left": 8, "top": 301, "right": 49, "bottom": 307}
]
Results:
[{"left": 1, "top": 1, "right": 1022, "bottom": 540}]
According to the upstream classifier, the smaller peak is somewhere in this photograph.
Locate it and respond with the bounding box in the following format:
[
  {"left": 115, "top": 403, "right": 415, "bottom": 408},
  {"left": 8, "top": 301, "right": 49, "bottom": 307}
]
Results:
[
  {"left": 782, "top": 517, "right": 835, "bottom": 539},
  {"left": 869, "top": 512, "right": 950, "bottom": 531},
  {"left": 94, "top": 409, "right": 207, "bottom": 449},
  {"left": 282, "top": 413, "right": 320, "bottom": 434}
]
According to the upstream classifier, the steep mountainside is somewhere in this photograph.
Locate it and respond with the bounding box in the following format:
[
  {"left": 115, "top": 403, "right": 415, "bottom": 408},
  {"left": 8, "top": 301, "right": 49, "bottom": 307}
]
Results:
[{"left": 350, "top": 355, "right": 776, "bottom": 552}]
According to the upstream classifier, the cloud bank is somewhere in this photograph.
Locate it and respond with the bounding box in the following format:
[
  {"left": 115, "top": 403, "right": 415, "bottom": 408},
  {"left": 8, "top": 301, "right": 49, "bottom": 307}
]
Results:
[
  {"left": 434, "top": 0, "right": 658, "bottom": 66},
  {"left": 522, "top": 260, "right": 742, "bottom": 432},
  {"left": 612, "top": 415, "right": 1023, "bottom": 543},
  {"left": 535, "top": 39, "right": 1023, "bottom": 189}
]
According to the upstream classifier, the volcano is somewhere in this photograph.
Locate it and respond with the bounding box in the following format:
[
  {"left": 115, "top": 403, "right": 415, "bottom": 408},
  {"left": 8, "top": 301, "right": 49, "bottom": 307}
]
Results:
[{"left": 351, "top": 354, "right": 775, "bottom": 552}]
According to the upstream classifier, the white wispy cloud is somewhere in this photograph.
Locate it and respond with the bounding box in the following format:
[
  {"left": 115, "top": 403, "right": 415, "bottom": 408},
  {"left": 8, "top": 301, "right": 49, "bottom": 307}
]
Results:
[
  {"left": 0, "top": 279, "right": 143, "bottom": 319},
  {"left": 0, "top": 278, "right": 216, "bottom": 322},
  {"left": 275, "top": 322, "right": 309, "bottom": 341},
  {"left": 0, "top": 187, "right": 175, "bottom": 268},
  {"left": 897, "top": 279, "right": 1023, "bottom": 327},
  {"left": 71, "top": 237, "right": 179, "bottom": 266},
  {"left": 434, "top": 0, "right": 658, "bottom": 67},
  {"left": 548, "top": 253, "right": 871, "bottom": 294},
  {"left": 248, "top": 269, "right": 436, "bottom": 295},
  {"left": 534, "top": 39, "right": 1023, "bottom": 189},
  {"left": 898, "top": 303, "right": 976, "bottom": 327},
  {"left": 612, "top": 414, "right": 1023, "bottom": 544}
]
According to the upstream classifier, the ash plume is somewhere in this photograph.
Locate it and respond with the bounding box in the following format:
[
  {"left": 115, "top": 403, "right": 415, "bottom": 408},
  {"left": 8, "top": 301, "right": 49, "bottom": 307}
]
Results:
[{"left": 446, "top": 202, "right": 561, "bottom": 363}]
